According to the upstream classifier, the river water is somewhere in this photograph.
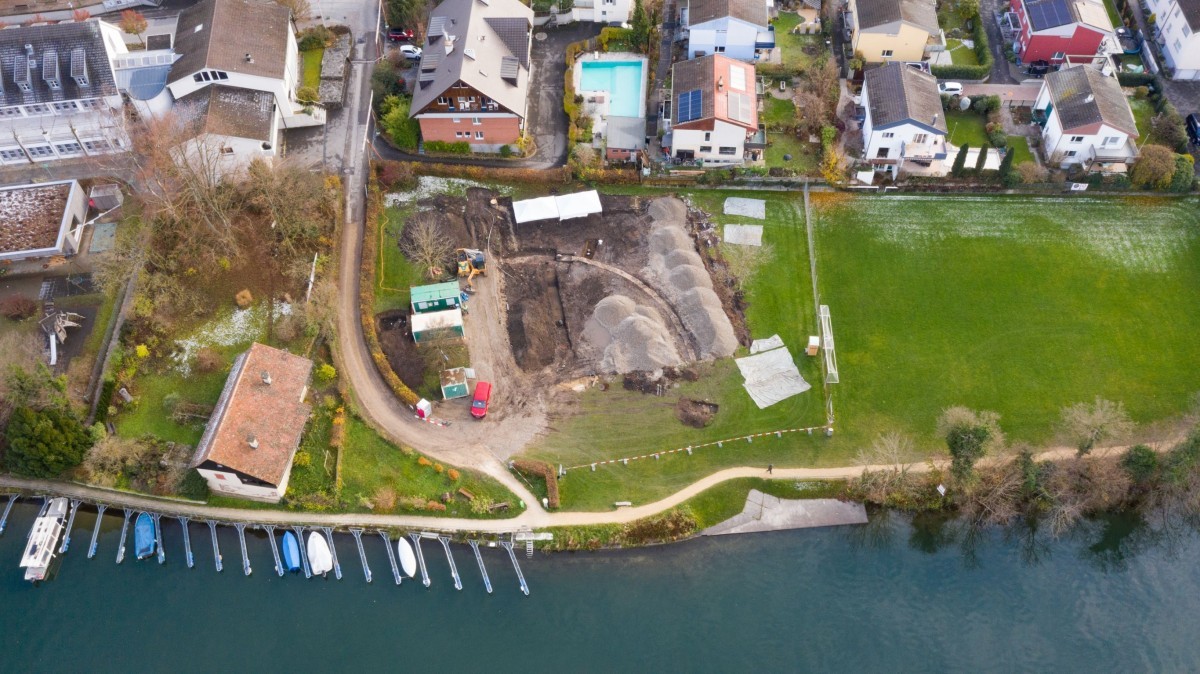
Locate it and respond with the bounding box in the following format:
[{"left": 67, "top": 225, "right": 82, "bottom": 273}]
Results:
[{"left": 1, "top": 501, "right": 1197, "bottom": 672}]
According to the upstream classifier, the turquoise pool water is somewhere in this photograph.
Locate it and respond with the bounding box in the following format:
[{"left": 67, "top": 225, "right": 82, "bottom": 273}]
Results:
[{"left": 579, "top": 61, "right": 644, "bottom": 118}]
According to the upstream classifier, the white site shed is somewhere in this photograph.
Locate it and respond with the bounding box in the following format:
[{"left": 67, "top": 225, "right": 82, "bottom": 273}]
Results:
[{"left": 512, "top": 190, "right": 603, "bottom": 223}]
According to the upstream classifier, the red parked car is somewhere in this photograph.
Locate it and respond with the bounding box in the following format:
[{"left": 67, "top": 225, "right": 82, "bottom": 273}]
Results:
[
  {"left": 471, "top": 381, "right": 492, "bottom": 419},
  {"left": 387, "top": 28, "right": 414, "bottom": 42}
]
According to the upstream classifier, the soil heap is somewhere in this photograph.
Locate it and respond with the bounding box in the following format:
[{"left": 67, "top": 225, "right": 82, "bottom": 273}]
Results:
[{"left": 582, "top": 295, "right": 683, "bottom": 373}]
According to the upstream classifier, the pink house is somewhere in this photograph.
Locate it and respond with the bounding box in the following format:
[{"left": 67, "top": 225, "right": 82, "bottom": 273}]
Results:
[{"left": 1011, "top": 0, "right": 1113, "bottom": 65}]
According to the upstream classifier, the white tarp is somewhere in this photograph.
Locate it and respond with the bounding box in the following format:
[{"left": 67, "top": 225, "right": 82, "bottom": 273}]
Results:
[
  {"left": 735, "top": 344, "right": 810, "bottom": 408},
  {"left": 724, "top": 197, "right": 766, "bottom": 219},
  {"left": 749, "top": 334, "right": 785, "bottom": 354},
  {"left": 411, "top": 307, "right": 463, "bottom": 333},
  {"left": 555, "top": 190, "right": 603, "bottom": 221},
  {"left": 512, "top": 196, "right": 559, "bottom": 224},
  {"left": 724, "top": 224, "right": 763, "bottom": 246}
]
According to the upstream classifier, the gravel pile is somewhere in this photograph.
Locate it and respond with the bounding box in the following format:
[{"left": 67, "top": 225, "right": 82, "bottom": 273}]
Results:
[{"left": 583, "top": 295, "right": 683, "bottom": 373}]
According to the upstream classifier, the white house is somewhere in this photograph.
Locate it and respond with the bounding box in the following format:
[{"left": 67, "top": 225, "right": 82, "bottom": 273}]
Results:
[
  {"left": 861, "top": 63, "right": 948, "bottom": 174},
  {"left": 1146, "top": 0, "right": 1200, "bottom": 79},
  {"left": 0, "top": 180, "right": 88, "bottom": 263},
  {"left": 568, "top": 0, "right": 634, "bottom": 24},
  {"left": 1034, "top": 65, "right": 1139, "bottom": 170},
  {"left": 191, "top": 342, "right": 313, "bottom": 503},
  {"left": 0, "top": 21, "right": 130, "bottom": 166},
  {"left": 682, "top": 0, "right": 775, "bottom": 61},
  {"left": 164, "top": 0, "right": 324, "bottom": 170},
  {"left": 664, "top": 53, "right": 763, "bottom": 164}
]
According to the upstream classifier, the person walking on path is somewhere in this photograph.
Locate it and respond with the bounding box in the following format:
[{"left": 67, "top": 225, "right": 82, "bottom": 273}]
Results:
[{"left": 767, "top": 464, "right": 773, "bottom": 474}]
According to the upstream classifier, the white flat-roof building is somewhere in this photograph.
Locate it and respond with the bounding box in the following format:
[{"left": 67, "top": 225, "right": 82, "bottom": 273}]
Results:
[{"left": 0, "top": 180, "right": 88, "bottom": 263}]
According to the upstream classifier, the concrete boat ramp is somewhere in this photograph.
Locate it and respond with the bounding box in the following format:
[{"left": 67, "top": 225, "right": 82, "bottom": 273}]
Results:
[{"left": 701, "top": 490, "right": 868, "bottom": 536}]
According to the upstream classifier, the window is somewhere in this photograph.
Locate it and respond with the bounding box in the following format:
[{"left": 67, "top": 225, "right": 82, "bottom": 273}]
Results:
[
  {"left": 26, "top": 145, "right": 53, "bottom": 158},
  {"left": 1102, "top": 136, "right": 1120, "bottom": 145},
  {"left": 913, "top": 133, "right": 928, "bottom": 143},
  {"left": 82, "top": 139, "right": 111, "bottom": 153},
  {"left": 453, "top": 117, "right": 461, "bottom": 123},
  {"left": 881, "top": 49, "right": 893, "bottom": 57},
  {"left": 1069, "top": 135, "right": 1084, "bottom": 143},
  {"left": 193, "top": 73, "right": 204, "bottom": 83},
  {"left": 25, "top": 104, "right": 49, "bottom": 115},
  {"left": 1052, "top": 51, "right": 1065, "bottom": 60},
  {"left": 0, "top": 107, "right": 20, "bottom": 117},
  {"left": 704, "top": 132, "right": 711, "bottom": 141},
  {"left": 220, "top": 146, "right": 234, "bottom": 155},
  {"left": 1185, "top": 24, "right": 1192, "bottom": 36},
  {"left": 714, "top": 46, "right": 725, "bottom": 52},
  {"left": 718, "top": 146, "right": 737, "bottom": 155},
  {"left": 52, "top": 101, "right": 77, "bottom": 113},
  {"left": 1065, "top": 150, "right": 1077, "bottom": 157},
  {"left": 458, "top": 97, "right": 468, "bottom": 105},
  {"left": 468, "top": 96, "right": 476, "bottom": 103},
  {"left": 455, "top": 131, "right": 465, "bottom": 138},
  {"left": 876, "top": 147, "right": 890, "bottom": 158},
  {"left": 699, "top": 145, "right": 713, "bottom": 152},
  {"left": 1174, "top": 39, "right": 1183, "bottom": 51},
  {"left": 472, "top": 117, "right": 482, "bottom": 125},
  {"left": 54, "top": 142, "right": 81, "bottom": 155},
  {"left": 437, "top": 96, "right": 449, "bottom": 105},
  {"left": 0, "top": 148, "right": 24, "bottom": 161},
  {"left": 882, "top": 132, "right": 894, "bottom": 138},
  {"left": 475, "top": 131, "right": 484, "bottom": 139}
]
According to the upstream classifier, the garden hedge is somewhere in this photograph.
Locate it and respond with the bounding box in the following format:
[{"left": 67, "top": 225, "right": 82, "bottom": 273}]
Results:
[{"left": 931, "top": 19, "right": 993, "bottom": 80}]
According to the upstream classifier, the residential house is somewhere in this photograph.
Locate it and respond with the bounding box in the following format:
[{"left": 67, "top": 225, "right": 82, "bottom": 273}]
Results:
[
  {"left": 848, "top": 0, "right": 941, "bottom": 63},
  {"left": 604, "top": 115, "right": 646, "bottom": 161},
  {"left": 410, "top": 0, "right": 534, "bottom": 153},
  {"left": 861, "top": 62, "right": 948, "bottom": 173},
  {"left": 567, "top": 0, "right": 634, "bottom": 24},
  {"left": 664, "top": 54, "right": 763, "bottom": 164},
  {"left": 0, "top": 21, "right": 130, "bottom": 166},
  {"left": 0, "top": 180, "right": 88, "bottom": 263},
  {"left": 682, "top": 0, "right": 775, "bottom": 61},
  {"left": 1011, "top": 0, "right": 1113, "bottom": 65},
  {"left": 1033, "top": 65, "right": 1139, "bottom": 170},
  {"left": 191, "top": 343, "right": 313, "bottom": 503},
  {"left": 165, "top": 0, "right": 325, "bottom": 170},
  {"left": 1145, "top": 0, "right": 1200, "bottom": 79}
]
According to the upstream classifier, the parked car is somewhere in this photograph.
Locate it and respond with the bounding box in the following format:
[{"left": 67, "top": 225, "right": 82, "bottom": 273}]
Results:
[
  {"left": 1186, "top": 113, "right": 1200, "bottom": 147},
  {"left": 1026, "top": 60, "right": 1051, "bottom": 77},
  {"left": 471, "top": 381, "right": 492, "bottom": 419},
  {"left": 387, "top": 28, "right": 414, "bottom": 42},
  {"left": 399, "top": 45, "right": 422, "bottom": 60},
  {"left": 937, "top": 82, "right": 963, "bottom": 96}
]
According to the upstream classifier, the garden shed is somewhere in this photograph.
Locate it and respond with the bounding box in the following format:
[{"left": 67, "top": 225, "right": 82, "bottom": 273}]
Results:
[
  {"left": 411, "top": 281, "right": 462, "bottom": 314},
  {"left": 440, "top": 367, "right": 470, "bottom": 399},
  {"left": 411, "top": 307, "right": 465, "bottom": 343}
]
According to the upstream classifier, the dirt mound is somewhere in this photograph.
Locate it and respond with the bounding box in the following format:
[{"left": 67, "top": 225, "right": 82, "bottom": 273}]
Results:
[
  {"left": 676, "top": 398, "right": 718, "bottom": 428},
  {"left": 667, "top": 265, "right": 713, "bottom": 291},
  {"left": 649, "top": 226, "right": 691, "bottom": 254},
  {"left": 678, "top": 288, "right": 738, "bottom": 358},
  {"left": 647, "top": 197, "right": 687, "bottom": 226},
  {"left": 582, "top": 294, "right": 682, "bottom": 374},
  {"left": 663, "top": 248, "right": 704, "bottom": 269}
]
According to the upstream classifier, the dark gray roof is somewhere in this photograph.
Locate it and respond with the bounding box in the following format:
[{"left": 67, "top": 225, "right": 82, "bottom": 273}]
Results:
[
  {"left": 171, "top": 0, "right": 292, "bottom": 83},
  {"left": 484, "top": 17, "right": 531, "bottom": 68},
  {"left": 864, "top": 62, "right": 947, "bottom": 132},
  {"left": 855, "top": 0, "right": 939, "bottom": 33},
  {"left": 606, "top": 115, "right": 646, "bottom": 150},
  {"left": 672, "top": 55, "right": 714, "bottom": 123},
  {"left": 0, "top": 22, "right": 117, "bottom": 107},
  {"left": 178, "top": 84, "right": 275, "bottom": 141},
  {"left": 687, "top": 0, "right": 769, "bottom": 27},
  {"left": 1044, "top": 65, "right": 1137, "bottom": 135}
]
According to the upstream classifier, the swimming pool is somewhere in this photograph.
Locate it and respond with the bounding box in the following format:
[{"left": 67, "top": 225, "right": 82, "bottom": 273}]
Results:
[{"left": 579, "top": 61, "right": 645, "bottom": 118}]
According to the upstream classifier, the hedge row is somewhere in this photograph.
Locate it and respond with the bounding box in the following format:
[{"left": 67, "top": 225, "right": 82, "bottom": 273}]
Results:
[
  {"left": 512, "top": 459, "right": 560, "bottom": 508},
  {"left": 931, "top": 19, "right": 993, "bottom": 80},
  {"left": 1117, "top": 71, "right": 1156, "bottom": 87},
  {"left": 424, "top": 140, "right": 472, "bottom": 155}
]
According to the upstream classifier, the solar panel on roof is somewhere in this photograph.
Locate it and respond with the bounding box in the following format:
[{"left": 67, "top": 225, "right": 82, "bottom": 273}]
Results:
[
  {"left": 678, "top": 88, "right": 702, "bottom": 123},
  {"left": 728, "top": 92, "right": 752, "bottom": 124}
]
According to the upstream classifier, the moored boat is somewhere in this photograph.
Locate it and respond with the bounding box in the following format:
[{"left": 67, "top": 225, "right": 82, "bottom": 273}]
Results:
[
  {"left": 281, "top": 531, "right": 301, "bottom": 573},
  {"left": 134, "top": 513, "right": 156, "bottom": 560},
  {"left": 307, "top": 532, "right": 333, "bottom": 576},
  {"left": 397, "top": 538, "right": 417, "bottom": 578},
  {"left": 19, "top": 498, "right": 69, "bottom": 582}
]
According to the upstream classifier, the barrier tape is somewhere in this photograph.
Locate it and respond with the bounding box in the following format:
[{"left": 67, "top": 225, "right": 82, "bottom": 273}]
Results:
[{"left": 566, "top": 424, "right": 832, "bottom": 471}]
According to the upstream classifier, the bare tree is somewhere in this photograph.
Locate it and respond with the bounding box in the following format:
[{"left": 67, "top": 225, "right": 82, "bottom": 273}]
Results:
[
  {"left": 275, "top": 0, "right": 312, "bottom": 22},
  {"left": 854, "top": 432, "right": 917, "bottom": 504},
  {"left": 1061, "top": 396, "right": 1135, "bottom": 455},
  {"left": 400, "top": 218, "right": 453, "bottom": 280}
]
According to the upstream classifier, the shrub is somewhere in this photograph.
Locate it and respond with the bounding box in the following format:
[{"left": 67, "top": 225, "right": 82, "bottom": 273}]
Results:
[
  {"left": 1130, "top": 144, "right": 1177, "bottom": 189},
  {"left": 512, "top": 459, "right": 560, "bottom": 508},
  {"left": 297, "top": 25, "right": 332, "bottom": 51},
  {"left": 373, "top": 487, "right": 397, "bottom": 512},
  {"left": 1134, "top": 86, "right": 1150, "bottom": 99},
  {"left": 426, "top": 500, "right": 447, "bottom": 512},
  {"left": 0, "top": 295, "right": 38, "bottom": 320},
  {"left": 987, "top": 129, "right": 1008, "bottom": 148},
  {"left": 974, "top": 145, "right": 989, "bottom": 173},
  {"left": 293, "top": 451, "right": 312, "bottom": 467},
  {"left": 434, "top": 462, "right": 444, "bottom": 473},
  {"left": 498, "top": 144, "right": 513, "bottom": 158},
  {"left": 380, "top": 95, "right": 420, "bottom": 151},
  {"left": 1117, "top": 71, "right": 1157, "bottom": 87},
  {"left": 378, "top": 161, "right": 416, "bottom": 190},
  {"left": 951, "top": 143, "right": 970, "bottom": 177},
  {"left": 998, "top": 148, "right": 1017, "bottom": 186},
  {"left": 316, "top": 363, "right": 337, "bottom": 383},
  {"left": 447, "top": 468, "right": 460, "bottom": 481},
  {"left": 297, "top": 85, "right": 318, "bottom": 104},
  {"left": 1168, "top": 154, "right": 1195, "bottom": 193},
  {"left": 4, "top": 406, "right": 92, "bottom": 478},
  {"left": 398, "top": 495, "right": 426, "bottom": 510},
  {"left": 235, "top": 288, "right": 253, "bottom": 308},
  {"left": 418, "top": 456, "right": 432, "bottom": 467},
  {"left": 195, "top": 347, "right": 225, "bottom": 373},
  {"left": 423, "top": 140, "right": 472, "bottom": 155},
  {"left": 1016, "top": 161, "right": 1048, "bottom": 184}
]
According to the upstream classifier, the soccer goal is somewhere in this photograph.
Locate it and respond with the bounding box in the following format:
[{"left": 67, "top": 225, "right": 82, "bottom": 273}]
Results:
[{"left": 818, "top": 305, "right": 839, "bottom": 385}]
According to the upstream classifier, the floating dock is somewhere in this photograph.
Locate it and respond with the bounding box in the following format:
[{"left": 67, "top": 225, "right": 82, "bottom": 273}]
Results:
[
  {"left": 292, "top": 526, "right": 312, "bottom": 578},
  {"left": 234, "top": 523, "right": 251, "bottom": 576},
  {"left": 500, "top": 541, "right": 529, "bottom": 596},
  {"left": 60, "top": 499, "right": 81, "bottom": 554},
  {"left": 438, "top": 536, "right": 462, "bottom": 591},
  {"left": 178, "top": 517, "right": 194, "bottom": 568},
  {"left": 0, "top": 494, "right": 16, "bottom": 535},
  {"left": 207, "top": 520, "right": 223, "bottom": 572},
  {"left": 115, "top": 509, "right": 132, "bottom": 564},
  {"left": 379, "top": 530, "right": 402, "bottom": 585},
  {"left": 264, "top": 525, "right": 283, "bottom": 577},
  {"left": 321, "top": 527, "right": 342, "bottom": 580},
  {"left": 410, "top": 533, "right": 431, "bottom": 588},
  {"left": 152, "top": 513, "right": 165, "bottom": 564},
  {"left": 87, "top": 504, "right": 107, "bottom": 559},
  {"left": 350, "top": 528, "right": 371, "bottom": 583},
  {"left": 468, "top": 540, "right": 492, "bottom": 594}
]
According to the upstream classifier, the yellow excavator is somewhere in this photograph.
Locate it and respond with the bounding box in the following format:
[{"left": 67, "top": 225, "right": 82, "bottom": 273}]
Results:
[{"left": 456, "top": 248, "right": 486, "bottom": 290}]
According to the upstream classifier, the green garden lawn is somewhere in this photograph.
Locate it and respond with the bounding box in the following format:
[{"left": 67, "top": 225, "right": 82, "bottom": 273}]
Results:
[
  {"left": 301, "top": 49, "right": 323, "bottom": 90},
  {"left": 946, "top": 111, "right": 989, "bottom": 147},
  {"left": 945, "top": 39, "right": 980, "bottom": 66},
  {"left": 761, "top": 96, "right": 796, "bottom": 130},
  {"left": 814, "top": 194, "right": 1200, "bottom": 446},
  {"left": 1006, "top": 136, "right": 1034, "bottom": 164},
  {"left": 764, "top": 132, "right": 819, "bottom": 173}
]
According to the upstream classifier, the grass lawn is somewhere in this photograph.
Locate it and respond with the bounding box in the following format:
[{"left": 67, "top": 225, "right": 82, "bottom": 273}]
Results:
[
  {"left": 375, "top": 204, "right": 426, "bottom": 313},
  {"left": 946, "top": 110, "right": 989, "bottom": 147},
  {"left": 764, "top": 132, "right": 820, "bottom": 173},
  {"left": 301, "top": 48, "right": 323, "bottom": 91},
  {"left": 761, "top": 96, "right": 796, "bottom": 130},
  {"left": 115, "top": 361, "right": 232, "bottom": 444},
  {"left": 767, "top": 12, "right": 824, "bottom": 75},
  {"left": 522, "top": 190, "right": 831, "bottom": 510},
  {"left": 945, "top": 38, "right": 980, "bottom": 66},
  {"left": 1101, "top": 0, "right": 1122, "bottom": 28},
  {"left": 1006, "top": 135, "right": 1034, "bottom": 165},
  {"left": 813, "top": 194, "right": 1200, "bottom": 447},
  {"left": 1130, "top": 97, "right": 1154, "bottom": 142}
]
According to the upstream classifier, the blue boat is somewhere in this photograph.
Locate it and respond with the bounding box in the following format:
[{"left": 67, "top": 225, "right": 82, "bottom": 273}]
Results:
[
  {"left": 134, "top": 513, "right": 156, "bottom": 560},
  {"left": 281, "top": 531, "right": 301, "bottom": 573}
]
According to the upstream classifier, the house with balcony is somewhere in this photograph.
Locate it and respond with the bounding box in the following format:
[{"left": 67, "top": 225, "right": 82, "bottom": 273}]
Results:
[
  {"left": 861, "top": 62, "right": 948, "bottom": 174},
  {"left": 1145, "top": 0, "right": 1200, "bottom": 79},
  {"left": 1011, "top": 0, "right": 1113, "bottom": 65},
  {"left": 566, "top": 0, "right": 634, "bottom": 24},
  {"left": 410, "top": 0, "right": 533, "bottom": 153},
  {"left": 165, "top": 0, "right": 325, "bottom": 170},
  {"left": 847, "top": 0, "right": 941, "bottom": 63},
  {"left": 681, "top": 0, "right": 775, "bottom": 62},
  {"left": 663, "top": 54, "right": 764, "bottom": 164},
  {"left": 0, "top": 21, "right": 130, "bottom": 167},
  {"left": 1033, "top": 65, "right": 1139, "bottom": 171}
]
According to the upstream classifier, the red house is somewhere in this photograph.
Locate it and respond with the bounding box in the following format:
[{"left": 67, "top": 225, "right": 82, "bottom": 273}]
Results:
[{"left": 1012, "top": 0, "right": 1113, "bottom": 65}]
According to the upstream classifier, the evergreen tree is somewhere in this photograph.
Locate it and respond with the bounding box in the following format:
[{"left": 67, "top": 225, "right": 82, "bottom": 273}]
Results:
[
  {"left": 4, "top": 406, "right": 92, "bottom": 478},
  {"left": 630, "top": 0, "right": 651, "bottom": 53},
  {"left": 998, "top": 147, "right": 1016, "bottom": 186},
  {"left": 950, "top": 143, "right": 969, "bottom": 177},
  {"left": 974, "top": 145, "right": 989, "bottom": 173}
]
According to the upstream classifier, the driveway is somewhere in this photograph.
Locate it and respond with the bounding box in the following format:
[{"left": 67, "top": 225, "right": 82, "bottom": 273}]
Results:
[
  {"left": 525, "top": 23, "right": 602, "bottom": 166},
  {"left": 979, "top": 0, "right": 1017, "bottom": 84}
]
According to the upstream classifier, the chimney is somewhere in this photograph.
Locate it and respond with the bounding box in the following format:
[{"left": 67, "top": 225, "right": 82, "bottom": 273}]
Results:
[
  {"left": 932, "top": 113, "right": 939, "bottom": 126},
  {"left": 24, "top": 44, "right": 33, "bottom": 58},
  {"left": 261, "top": 370, "right": 272, "bottom": 385},
  {"left": 245, "top": 53, "right": 254, "bottom": 63},
  {"left": 247, "top": 435, "right": 259, "bottom": 449}
]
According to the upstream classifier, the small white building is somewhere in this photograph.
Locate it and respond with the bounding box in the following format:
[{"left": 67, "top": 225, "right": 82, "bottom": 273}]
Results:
[
  {"left": 191, "top": 342, "right": 313, "bottom": 503},
  {"left": 1145, "top": 0, "right": 1200, "bottom": 79},
  {"left": 0, "top": 180, "right": 88, "bottom": 263},
  {"left": 861, "top": 63, "right": 949, "bottom": 174},
  {"left": 1034, "top": 65, "right": 1139, "bottom": 171},
  {"left": 570, "top": 0, "right": 634, "bottom": 24},
  {"left": 665, "top": 54, "right": 763, "bottom": 164},
  {"left": 681, "top": 0, "right": 775, "bottom": 62}
]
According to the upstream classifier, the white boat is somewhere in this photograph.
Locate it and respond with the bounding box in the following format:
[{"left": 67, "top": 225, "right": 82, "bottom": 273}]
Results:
[
  {"left": 397, "top": 538, "right": 417, "bottom": 578},
  {"left": 20, "top": 498, "right": 69, "bottom": 582},
  {"left": 307, "top": 532, "right": 333, "bottom": 576}
]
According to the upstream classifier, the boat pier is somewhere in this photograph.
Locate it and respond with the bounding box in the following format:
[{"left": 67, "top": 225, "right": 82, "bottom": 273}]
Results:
[
  {"left": 468, "top": 540, "right": 493, "bottom": 594},
  {"left": 292, "top": 526, "right": 312, "bottom": 578},
  {"left": 321, "top": 527, "right": 342, "bottom": 580},
  {"left": 207, "top": 520, "right": 223, "bottom": 572},
  {"left": 60, "top": 499, "right": 81, "bottom": 553},
  {"left": 0, "top": 494, "right": 16, "bottom": 535},
  {"left": 349, "top": 528, "right": 371, "bottom": 583},
  {"left": 500, "top": 541, "right": 530, "bottom": 596},
  {"left": 178, "top": 517, "right": 194, "bottom": 568},
  {"left": 115, "top": 508, "right": 132, "bottom": 564},
  {"left": 438, "top": 536, "right": 462, "bottom": 590},
  {"left": 234, "top": 523, "right": 251, "bottom": 576},
  {"left": 152, "top": 513, "right": 165, "bottom": 564},
  {"left": 410, "top": 533, "right": 431, "bottom": 588},
  {"left": 264, "top": 525, "right": 284, "bottom": 577},
  {"left": 87, "top": 504, "right": 107, "bottom": 558},
  {"left": 378, "top": 530, "right": 402, "bottom": 585}
]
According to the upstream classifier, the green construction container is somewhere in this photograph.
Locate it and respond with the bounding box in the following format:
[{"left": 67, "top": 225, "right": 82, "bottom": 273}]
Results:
[{"left": 411, "top": 281, "right": 461, "bottom": 314}]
